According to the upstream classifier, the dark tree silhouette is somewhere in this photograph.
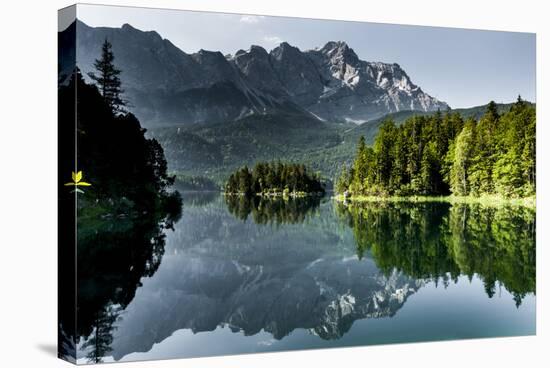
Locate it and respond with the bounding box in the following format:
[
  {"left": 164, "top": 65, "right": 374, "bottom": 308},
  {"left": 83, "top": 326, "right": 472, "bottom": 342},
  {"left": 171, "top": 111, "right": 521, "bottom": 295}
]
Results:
[
  {"left": 88, "top": 38, "right": 125, "bottom": 112},
  {"left": 58, "top": 69, "right": 182, "bottom": 213},
  {"left": 82, "top": 304, "right": 120, "bottom": 363},
  {"left": 59, "top": 68, "right": 183, "bottom": 362}
]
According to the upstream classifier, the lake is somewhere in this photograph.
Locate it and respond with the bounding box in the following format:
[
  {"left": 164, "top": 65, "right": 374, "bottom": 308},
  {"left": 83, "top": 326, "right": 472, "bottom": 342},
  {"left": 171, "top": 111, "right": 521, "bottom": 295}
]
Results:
[{"left": 75, "top": 192, "right": 536, "bottom": 363}]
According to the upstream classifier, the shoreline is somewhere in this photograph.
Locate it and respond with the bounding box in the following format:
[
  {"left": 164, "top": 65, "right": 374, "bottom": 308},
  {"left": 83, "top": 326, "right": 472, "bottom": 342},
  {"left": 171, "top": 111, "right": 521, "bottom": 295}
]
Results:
[
  {"left": 223, "top": 191, "right": 325, "bottom": 198},
  {"left": 332, "top": 194, "right": 536, "bottom": 208}
]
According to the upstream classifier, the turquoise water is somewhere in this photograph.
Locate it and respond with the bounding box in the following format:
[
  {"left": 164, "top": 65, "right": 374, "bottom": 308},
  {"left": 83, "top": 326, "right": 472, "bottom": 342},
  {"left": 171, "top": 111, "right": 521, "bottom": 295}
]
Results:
[{"left": 76, "top": 193, "right": 535, "bottom": 363}]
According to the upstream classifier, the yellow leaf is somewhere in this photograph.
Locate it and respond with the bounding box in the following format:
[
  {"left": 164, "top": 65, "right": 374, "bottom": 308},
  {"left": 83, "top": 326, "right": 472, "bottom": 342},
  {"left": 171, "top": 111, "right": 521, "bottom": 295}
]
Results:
[
  {"left": 76, "top": 181, "right": 92, "bottom": 186},
  {"left": 75, "top": 171, "right": 83, "bottom": 183},
  {"left": 71, "top": 171, "right": 77, "bottom": 182},
  {"left": 64, "top": 182, "right": 76, "bottom": 186}
]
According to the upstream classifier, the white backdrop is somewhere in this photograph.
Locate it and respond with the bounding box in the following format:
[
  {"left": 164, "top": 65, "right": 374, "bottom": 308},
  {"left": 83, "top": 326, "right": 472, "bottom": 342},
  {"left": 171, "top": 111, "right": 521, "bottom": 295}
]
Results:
[{"left": 0, "top": 0, "right": 547, "bottom": 367}]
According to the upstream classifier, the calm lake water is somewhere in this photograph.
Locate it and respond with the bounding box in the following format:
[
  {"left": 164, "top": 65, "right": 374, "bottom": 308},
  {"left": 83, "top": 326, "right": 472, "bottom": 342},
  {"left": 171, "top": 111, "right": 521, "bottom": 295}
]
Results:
[{"left": 76, "top": 192, "right": 536, "bottom": 364}]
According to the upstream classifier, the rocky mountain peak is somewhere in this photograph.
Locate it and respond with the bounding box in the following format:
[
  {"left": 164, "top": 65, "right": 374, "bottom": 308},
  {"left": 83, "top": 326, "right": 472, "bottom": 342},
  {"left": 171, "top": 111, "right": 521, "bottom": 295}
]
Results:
[
  {"left": 121, "top": 23, "right": 135, "bottom": 31},
  {"left": 193, "top": 49, "right": 227, "bottom": 69},
  {"left": 248, "top": 45, "right": 269, "bottom": 56},
  {"left": 232, "top": 45, "right": 270, "bottom": 63},
  {"left": 270, "top": 41, "right": 302, "bottom": 61},
  {"left": 278, "top": 41, "right": 293, "bottom": 49},
  {"left": 231, "top": 44, "right": 284, "bottom": 95},
  {"left": 321, "top": 41, "right": 359, "bottom": 64},
  {"left": 66, "top": 20, "right": 449, "bottom": 126},
  {"left": 321, "top": 40, "right": 349, "bottom": 52}
]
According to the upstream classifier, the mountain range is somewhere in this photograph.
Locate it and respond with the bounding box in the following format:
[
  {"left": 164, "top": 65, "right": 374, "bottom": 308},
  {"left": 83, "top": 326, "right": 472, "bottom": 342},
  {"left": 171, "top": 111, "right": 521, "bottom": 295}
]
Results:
[
  {"left": 59, "top": 21, "right": 529, "bottom": 184},
  {"left": 148, "top": 101, "right": 530, "bottom": 184},
  {"left": 60, "top": 20, "right": 448, "bottom": 127}
]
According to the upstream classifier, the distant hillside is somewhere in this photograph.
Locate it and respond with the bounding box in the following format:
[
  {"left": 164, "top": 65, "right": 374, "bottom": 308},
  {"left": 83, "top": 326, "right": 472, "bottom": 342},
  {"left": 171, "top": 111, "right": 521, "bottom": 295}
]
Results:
[
  {"left": 451, "top": 102, "right": 534, "bottom": 120},
  {"left": 151, "top": 101, "right": 534, "bottom": 186},
  {"left": 149, "top": 112, "right": 352, "bottom": 185},
  {"left": 347, "top": 101, "right": 535, "bottom": 145}
]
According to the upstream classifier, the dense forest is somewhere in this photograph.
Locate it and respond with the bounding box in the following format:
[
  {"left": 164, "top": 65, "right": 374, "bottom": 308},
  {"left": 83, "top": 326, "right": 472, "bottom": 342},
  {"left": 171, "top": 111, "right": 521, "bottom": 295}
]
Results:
[
  {"left": 336, "top": 98, "right": 536, "bottom": 199},
  {"left": 225, "top": 161, "right": 325, "bottom": 196},
  {"left": 59, "top": 39, "right": 182, "bottom": 218}
]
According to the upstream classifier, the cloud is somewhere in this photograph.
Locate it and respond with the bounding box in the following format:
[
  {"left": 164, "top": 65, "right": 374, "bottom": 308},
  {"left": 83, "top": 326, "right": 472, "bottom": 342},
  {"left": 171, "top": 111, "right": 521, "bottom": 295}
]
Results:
[
  {"left": 239, "top": 15, "right": 265, "bottom": 24},
  {"left": 263, "top": 35, "right": 283, "bottom": 44}
]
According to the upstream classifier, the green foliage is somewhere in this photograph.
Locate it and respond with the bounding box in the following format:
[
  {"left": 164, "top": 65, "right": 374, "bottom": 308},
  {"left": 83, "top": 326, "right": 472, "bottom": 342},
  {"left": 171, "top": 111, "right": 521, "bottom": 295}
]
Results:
[
  {"left": 336, "top": 201, "right": 536, "bottom": 305},
  {"left": 335, "top": 164, "right": 351, "bottom": 194},
  {"left": 151, "top": 101, "right": 534, "bottom": 190},
  {"left": 449, "top": 119, "right": 475, "bottom": 195},
  {"left": 225, "top": 161, "right": 325, "bottom": 196},
  {"left": 374, "top": 120, "right": 397, "bottom": 189},
  {"left": 493, "top": 96, "right": 536, "bottom": 197},
  {"left": 338, "top": 99, "right": 536, "bottom": 199}
]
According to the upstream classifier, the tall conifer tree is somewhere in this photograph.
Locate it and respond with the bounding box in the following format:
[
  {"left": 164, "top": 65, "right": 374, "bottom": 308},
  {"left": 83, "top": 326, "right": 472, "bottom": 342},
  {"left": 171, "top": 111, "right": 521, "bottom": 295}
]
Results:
[{"left": 88, "top": 38, "right": 125, "bottom": 112}]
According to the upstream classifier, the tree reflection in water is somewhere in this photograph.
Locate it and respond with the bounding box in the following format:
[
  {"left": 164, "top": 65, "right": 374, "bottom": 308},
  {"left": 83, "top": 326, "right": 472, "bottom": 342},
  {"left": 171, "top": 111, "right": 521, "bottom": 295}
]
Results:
[
  {"left": 335, "top": 201, "right": 536, "bottom": 306},
  {"left": 67, "top": 197, "right": 535, "bottom": 363},
  {"left": 224, "top": 194, "right": 323, "bottom": 225},
  {"left": 74, "top": 210, "right": 181, "bottom": 363}
]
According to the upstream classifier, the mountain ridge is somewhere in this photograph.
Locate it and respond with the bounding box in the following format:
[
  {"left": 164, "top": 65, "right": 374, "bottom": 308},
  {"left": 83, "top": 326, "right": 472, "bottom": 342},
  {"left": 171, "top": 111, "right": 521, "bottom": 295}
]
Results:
[
  {"left": 61, "top": 20, "right": 449, "bottom": 127},
  {"left": 148, "top": 101, "right": 529, "bottom": 186}
]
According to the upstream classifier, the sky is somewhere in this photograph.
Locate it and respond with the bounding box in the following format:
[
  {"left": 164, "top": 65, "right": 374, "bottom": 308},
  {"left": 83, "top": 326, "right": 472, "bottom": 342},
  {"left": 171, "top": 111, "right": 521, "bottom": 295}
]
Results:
[{"left": 76, "top": 4, "right": 536, "bottom": 109}]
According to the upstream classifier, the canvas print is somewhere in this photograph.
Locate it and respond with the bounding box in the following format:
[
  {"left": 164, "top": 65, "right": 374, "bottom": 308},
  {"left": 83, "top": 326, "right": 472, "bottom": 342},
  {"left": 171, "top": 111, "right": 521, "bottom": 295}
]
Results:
[{"left": 58, "top": 4, "right": 536, "bottom": 364}]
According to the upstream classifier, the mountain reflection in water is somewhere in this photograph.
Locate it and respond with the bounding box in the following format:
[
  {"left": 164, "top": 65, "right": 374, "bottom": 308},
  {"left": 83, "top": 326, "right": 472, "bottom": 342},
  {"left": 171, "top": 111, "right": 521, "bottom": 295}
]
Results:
[{"left": 75, "top": 193, "right": 535, "bottom": 363}]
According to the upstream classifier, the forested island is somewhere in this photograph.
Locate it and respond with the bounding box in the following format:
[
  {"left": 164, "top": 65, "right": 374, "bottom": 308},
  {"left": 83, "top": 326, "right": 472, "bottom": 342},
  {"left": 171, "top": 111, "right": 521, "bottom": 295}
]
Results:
[
  {"left": 335, "top": 98, "right": 535, "bottom": 204},
  {"left": 225, "top": 162, "right": 325, "bottom": 197}
]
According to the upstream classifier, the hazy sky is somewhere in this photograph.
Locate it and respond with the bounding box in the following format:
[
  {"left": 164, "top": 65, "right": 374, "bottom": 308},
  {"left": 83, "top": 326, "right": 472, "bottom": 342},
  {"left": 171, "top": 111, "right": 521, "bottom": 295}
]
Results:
[{"left": 76, "top": 4, "right": 536, "bottom": 108}]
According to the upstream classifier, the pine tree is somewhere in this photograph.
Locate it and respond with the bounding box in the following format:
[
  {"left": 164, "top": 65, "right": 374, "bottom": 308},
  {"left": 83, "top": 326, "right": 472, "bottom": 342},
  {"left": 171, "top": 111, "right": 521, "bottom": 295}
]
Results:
[
  {"left": 420, "top": 142, "right": 439, "bottom": 194},
  {"left": 238, "top": 166, "right": 252, "bottom": 194},
  {"left": 335, "top": 164, "right": 351, "bottom": 194},
  {"left": 391, "top": 127, "right": 408, "bottom": 193},
  {"left": 493, "top": 147, "right": 523, "bottom": 197},
  {"left": 493, "top": 96, "right": 535, "bottom": 197},
  {"left": 405, "top": 117, "right": 424, "bottom": 193},
  {"left": 374, "top": 120, "right": 396, "bottom": 190},
  {"left": 486, "top": 100, "right": 500, "bottom": 122},
  {"left": 82, "top": 304, "right": 119, "bottom": 363},
  {"left": 88, "top": 38, "right": 125, "bottom": 112},
  {"left": 450, "top": 119, "right": 476, "bottom": 195},
  {"left": 351, "top": 136, "right": 368, "bottom": 194},
  {"left": 469, "top": 102, "right": 499, "bottom": 194}
]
